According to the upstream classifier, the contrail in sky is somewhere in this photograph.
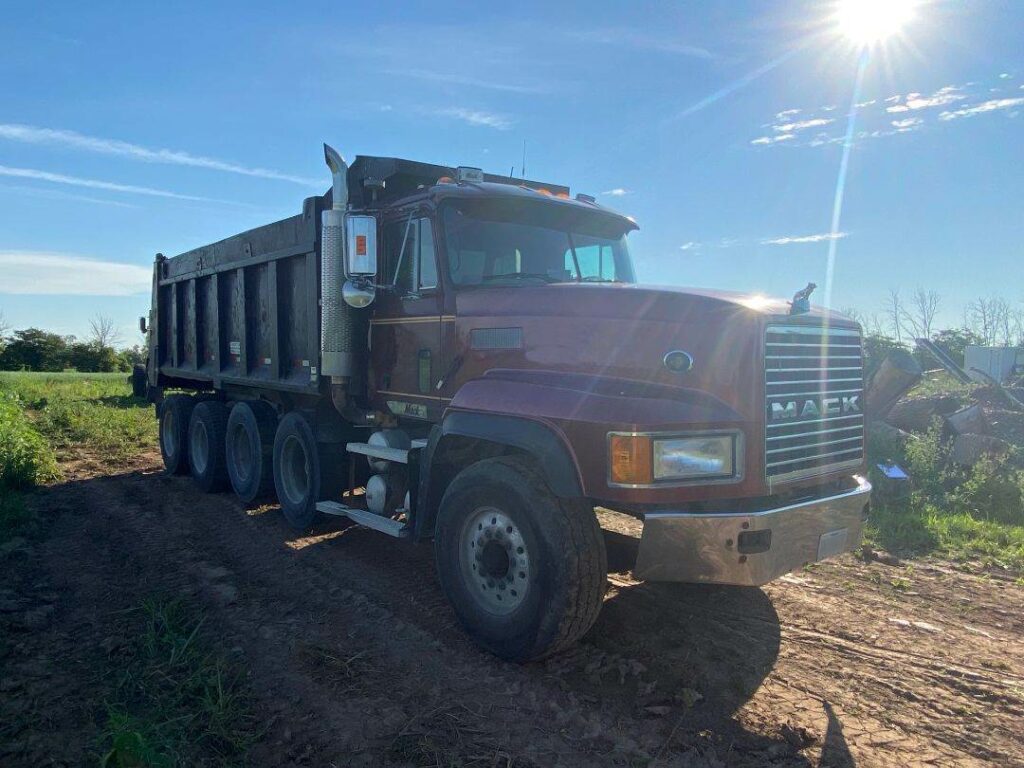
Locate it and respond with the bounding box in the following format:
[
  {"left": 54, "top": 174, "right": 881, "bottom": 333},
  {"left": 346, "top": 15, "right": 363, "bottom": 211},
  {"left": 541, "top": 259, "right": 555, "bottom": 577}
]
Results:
[
  {"left": 0, "top": 164, "right": 237, "bottom": 204},
  {"left": 0, "top": 123, "right": 320, "bottom": 186}
]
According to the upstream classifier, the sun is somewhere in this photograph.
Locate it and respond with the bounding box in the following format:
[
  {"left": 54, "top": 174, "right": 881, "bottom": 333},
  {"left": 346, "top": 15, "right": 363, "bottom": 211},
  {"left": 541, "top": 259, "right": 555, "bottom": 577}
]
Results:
[{"left": 835, "top": 0, "right": 917, "bottom": 46}]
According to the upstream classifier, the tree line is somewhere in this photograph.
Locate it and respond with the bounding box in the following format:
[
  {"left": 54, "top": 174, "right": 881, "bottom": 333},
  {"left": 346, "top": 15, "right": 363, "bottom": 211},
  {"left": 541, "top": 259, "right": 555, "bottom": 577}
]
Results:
[
  {"left": 844, "top": 289, "right": 1022, "bottom": 377},
  {"left": 0, "top": 312, "right": 145, "bottom": 373}
]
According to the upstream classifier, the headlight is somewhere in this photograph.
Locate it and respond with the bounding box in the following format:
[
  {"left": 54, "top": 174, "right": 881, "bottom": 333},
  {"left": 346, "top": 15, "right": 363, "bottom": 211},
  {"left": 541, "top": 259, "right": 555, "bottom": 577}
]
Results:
[
  {"left": 653, "top": 436, "right": 736, "bottom": 480},
  {"left": 609, "top": 432, "right": 741, "bottom": 485}
]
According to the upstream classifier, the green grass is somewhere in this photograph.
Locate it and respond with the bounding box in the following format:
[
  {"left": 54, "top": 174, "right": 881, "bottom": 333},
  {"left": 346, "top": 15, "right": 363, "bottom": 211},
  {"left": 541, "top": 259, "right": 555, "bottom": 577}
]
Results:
[
  {"left": 0, "top": 371, "right": 156, "bottom": 463},
  {"left": 101, "top": 598, "right": 257, "bottom": 767},
  {"left": 866, "top": 420, "right": 1024, "bottom": 574},
  {"left": 0, "top": 372, "right": 155, "bottom": 542}
]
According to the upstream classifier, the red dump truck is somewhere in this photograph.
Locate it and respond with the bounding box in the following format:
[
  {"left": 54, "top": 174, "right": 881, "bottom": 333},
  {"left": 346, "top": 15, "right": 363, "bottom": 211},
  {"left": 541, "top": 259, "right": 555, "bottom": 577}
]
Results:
[{"left": 136, "top": 146, "right": 871, "bottom": 661}]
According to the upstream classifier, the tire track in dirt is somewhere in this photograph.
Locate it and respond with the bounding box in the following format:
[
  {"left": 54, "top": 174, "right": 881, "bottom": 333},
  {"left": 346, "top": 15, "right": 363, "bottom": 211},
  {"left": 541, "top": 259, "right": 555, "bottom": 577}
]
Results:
[{"left": 9, "top": 449, "right": 1024, "bottom": 767}]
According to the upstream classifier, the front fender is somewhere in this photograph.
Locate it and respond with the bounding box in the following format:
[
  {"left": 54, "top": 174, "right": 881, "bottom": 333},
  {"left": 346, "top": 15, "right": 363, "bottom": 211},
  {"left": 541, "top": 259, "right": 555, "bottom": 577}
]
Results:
[{"left": 444, "top": 370, "right": 750, "bottom": 503}]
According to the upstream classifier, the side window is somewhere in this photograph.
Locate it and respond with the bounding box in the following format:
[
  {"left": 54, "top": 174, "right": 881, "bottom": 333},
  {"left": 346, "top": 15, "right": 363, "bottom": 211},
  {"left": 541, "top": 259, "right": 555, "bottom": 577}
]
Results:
[
  {"left": 385, "top": 216, "right": 437, "bottom": 293},
  {"left": 565, "top": 242, "right": 616, "bottom": 280},
  {"left": 419, "top": 219, "right": 437, "bottom": 289}
]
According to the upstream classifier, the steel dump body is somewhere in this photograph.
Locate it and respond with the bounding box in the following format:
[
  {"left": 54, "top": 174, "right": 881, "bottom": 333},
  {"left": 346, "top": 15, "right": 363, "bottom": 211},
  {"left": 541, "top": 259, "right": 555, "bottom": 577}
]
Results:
[{"left": 152, "top": 195, "right": 335, "bottom": 397}]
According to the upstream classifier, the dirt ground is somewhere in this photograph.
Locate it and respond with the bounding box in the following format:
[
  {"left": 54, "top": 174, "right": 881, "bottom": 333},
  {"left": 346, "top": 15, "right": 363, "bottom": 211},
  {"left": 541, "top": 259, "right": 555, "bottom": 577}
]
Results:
[{"left": 3, "top": 447, "right": 1023, "bottom": 767}]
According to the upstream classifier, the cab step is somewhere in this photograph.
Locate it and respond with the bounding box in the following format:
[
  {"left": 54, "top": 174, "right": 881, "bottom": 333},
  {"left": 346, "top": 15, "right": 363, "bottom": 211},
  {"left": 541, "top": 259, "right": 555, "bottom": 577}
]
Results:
[
  {"left": 345, "top": 438, "right": 428, "bottom": 465},
  {"left": 316, "top": 501, "right": 410, "bottom": 538}
]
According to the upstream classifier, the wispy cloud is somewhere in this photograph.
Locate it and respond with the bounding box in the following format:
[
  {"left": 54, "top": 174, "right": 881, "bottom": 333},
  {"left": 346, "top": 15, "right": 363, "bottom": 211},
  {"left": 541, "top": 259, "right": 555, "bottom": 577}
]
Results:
[
  {"left": 601, "top": 188, "right": 631, "bottom": 197},
  {"left": 434, "top": 108, "right": 513, "bottom": 130},
  {"left": 774, "top": 118, "right": 833, "bottom": 132},
  {"left": 886, "top": 86, "right": 965, "bottom": 113},
  {"left": 762, "top": 232, "right": 848, "bottom": 246},
  {"left": 752, "top": 75, "right": 1020, "bottom": 149},
  {"left": 0, "top": 124, "right": 319, "bottom": 186},
  {"left": 388, "top": 68, "right": 547, "bottom": 95},
  {"left": 939, "top": 97, "right": 1024, "bottom": 121},
  {"left": 0, "top": 251, "right": 151, "bottom": 296},
  {"left": 0, "top": 183, "right": 139, "bottom": 208},
  {"left": 751, "top": 133, "right": 795, "bottom": 145},
  {"left": 569, "top": 28, "right": 713, "bottom": 59},
  {"left": 892, "top": 116, "right": 925, "bottom": 130},
  {"left": 0, "top": 165, "right": 235, "bottom": 203},
  {"left": 679, "top": 241, "right": 701, "bottom": 251}
]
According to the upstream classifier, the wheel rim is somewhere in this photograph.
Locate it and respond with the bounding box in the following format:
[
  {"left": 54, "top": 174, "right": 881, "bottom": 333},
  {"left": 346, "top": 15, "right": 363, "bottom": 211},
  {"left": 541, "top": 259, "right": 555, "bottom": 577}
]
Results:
[
  {"left": 162, "top": 409, "right": 177, "bottom": 456},
  {"left": 279, "top": 434, "right": 310, "bottom": 505},
  {"left": 460, "top": 506, "right": 531, "bottom": 615},
  {"left": 190, "top": 419, "right": 209, "bottom": 473},
  {"left": 230, "top": 423, "right": 252, "bottom": 483}
]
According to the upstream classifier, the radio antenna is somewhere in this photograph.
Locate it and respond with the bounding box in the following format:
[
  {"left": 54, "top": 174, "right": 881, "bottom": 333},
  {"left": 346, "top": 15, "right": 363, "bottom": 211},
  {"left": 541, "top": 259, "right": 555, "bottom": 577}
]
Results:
[{"left": 521, "top": 140, "right": 526, "bottom": 178}]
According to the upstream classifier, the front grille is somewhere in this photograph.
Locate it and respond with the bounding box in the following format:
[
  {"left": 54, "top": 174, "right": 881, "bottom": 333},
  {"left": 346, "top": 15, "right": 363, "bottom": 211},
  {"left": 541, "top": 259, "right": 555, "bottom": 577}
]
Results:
[{"left": 764, "top": 324, "right": 865, "bottom": 484}]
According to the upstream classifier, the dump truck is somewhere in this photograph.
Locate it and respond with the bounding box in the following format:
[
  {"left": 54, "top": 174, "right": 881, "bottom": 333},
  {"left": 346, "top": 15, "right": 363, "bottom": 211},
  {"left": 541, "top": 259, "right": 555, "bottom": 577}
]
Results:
[{"left": 136, "top": 145, "right": 872, "bottom": 661}]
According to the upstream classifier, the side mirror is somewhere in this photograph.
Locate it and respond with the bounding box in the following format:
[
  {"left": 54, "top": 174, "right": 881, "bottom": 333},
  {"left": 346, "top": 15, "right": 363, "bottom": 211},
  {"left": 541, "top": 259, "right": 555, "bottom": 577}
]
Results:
[
  {"left": 345, "top": 214, "right": 377, "bottom": 277},
  {"left": 139, "top": 316, "right": 148, "bottom": 334}
]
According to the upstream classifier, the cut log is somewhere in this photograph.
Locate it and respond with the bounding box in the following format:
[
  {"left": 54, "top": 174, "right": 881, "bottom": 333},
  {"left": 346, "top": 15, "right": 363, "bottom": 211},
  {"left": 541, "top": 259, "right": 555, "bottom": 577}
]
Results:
[
  {"left": 950, "top": 433, "right": 1011, "bottom": 467},
  {"left": 943, "top": 404, "right": 989, "bottom": 437},
  {"left": 866, "top": 350, "right": 923, "bottom": 422},
  {"left": 887, "top": 395, "right": 959, "bottom": 432}
]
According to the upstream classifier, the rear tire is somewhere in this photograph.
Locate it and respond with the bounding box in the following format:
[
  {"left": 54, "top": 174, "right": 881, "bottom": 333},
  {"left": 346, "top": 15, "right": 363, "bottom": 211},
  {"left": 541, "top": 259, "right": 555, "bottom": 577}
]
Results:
[
  {"left": 434, "top": 456, "right": 607, "bottom": 662},
  {"left": 272, "top": 412, "right": 346, "bottom": 530},
  {"left": 226, "top": 401, "right": 278, "bottom": 503},
  {"left": 159, "top": 395, "right": 194, "bottom": 475},
  {"left": 131, "top": 364, "right": 147, "bottom": 399},
  {"left": 188, "top": 401, "right": 230, "bottom": 493}
]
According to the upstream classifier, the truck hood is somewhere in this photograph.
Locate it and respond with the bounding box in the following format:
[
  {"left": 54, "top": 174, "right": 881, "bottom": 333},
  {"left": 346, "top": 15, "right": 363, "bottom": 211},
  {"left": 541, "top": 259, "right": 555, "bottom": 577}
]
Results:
[
  {"left": 451, "top": 282, "right": 859, "bottom": 427},
  {"left": 455, "top": 282, "right": 852, "bottom": 325}
]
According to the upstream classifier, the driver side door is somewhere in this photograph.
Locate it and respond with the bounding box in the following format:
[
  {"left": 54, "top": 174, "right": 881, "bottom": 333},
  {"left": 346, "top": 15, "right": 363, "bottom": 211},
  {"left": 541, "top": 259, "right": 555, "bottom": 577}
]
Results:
[{"left": 369, "top": 210, "right": 446, "bottom": 422}]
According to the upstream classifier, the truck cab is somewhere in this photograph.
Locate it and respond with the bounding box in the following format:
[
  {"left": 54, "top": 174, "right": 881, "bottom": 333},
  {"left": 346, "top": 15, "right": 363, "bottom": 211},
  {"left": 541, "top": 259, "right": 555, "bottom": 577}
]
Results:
[{"left": 143, "top": 149, "right": 871, "bottom": 661}]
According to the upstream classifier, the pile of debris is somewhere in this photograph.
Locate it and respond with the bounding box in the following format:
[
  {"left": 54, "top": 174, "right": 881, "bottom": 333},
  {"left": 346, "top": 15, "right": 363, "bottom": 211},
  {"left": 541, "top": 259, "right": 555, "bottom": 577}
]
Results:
[{"left": 866, "top": 341, "right": 1024, "bottom": 472}]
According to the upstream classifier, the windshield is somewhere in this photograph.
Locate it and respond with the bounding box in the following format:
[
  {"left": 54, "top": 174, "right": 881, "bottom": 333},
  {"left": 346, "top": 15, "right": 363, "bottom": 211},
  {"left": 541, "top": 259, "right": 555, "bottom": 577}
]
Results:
[{"left": 442, "top": 198, "right": 636, "bottom": 286}]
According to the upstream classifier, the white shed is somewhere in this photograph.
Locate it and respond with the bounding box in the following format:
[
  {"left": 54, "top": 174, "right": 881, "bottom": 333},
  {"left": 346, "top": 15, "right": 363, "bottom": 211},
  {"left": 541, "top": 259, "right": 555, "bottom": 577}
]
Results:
[{"left": 964, "top": 345, "right": 1024, "bottom": 383}]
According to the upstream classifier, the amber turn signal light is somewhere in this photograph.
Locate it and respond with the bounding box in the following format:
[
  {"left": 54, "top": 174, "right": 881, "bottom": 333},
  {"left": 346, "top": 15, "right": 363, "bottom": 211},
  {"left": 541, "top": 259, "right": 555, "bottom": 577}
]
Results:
[{"left": 609, "top": 434, "right": 653, "bottom": 485}]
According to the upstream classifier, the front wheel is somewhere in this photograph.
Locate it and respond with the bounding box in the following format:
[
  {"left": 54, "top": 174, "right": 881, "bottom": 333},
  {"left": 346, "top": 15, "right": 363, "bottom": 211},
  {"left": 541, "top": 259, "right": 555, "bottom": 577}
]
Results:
[{"left": 434, "top": 456, "right": 607, "bottom": 662}]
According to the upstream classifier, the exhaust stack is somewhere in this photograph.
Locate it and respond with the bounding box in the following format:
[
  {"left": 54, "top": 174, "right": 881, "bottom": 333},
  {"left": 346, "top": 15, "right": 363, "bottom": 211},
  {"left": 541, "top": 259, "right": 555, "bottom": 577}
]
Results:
[{"left": 320, "top": 144, "right": 354, "bottom": 380}]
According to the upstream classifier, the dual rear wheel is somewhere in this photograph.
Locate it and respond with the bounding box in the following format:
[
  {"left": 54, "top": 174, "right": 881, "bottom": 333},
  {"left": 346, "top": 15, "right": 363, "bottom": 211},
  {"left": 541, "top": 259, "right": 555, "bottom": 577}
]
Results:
[{"left": 158, "top": 396, "right": 342, "bottom": 529}]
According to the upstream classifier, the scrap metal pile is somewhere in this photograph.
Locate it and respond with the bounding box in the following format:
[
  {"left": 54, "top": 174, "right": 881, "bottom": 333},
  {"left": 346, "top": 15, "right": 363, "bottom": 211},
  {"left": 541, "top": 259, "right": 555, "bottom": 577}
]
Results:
[{"left": 865, "top": 342, "right": 1024, "bottom": 483}]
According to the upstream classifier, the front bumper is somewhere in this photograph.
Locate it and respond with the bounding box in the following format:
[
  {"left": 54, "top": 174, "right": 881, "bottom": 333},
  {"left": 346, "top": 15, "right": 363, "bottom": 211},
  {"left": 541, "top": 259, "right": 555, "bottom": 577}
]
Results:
[{"left": 634, "top": 475, "right": 871, "bottom": 586}]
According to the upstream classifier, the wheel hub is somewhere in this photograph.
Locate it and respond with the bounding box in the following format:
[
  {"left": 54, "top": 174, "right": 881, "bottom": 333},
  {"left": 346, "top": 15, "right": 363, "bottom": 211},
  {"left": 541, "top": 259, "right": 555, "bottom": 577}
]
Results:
[{"left": 461, "top": 507, "right": 530, "bottom": 615}]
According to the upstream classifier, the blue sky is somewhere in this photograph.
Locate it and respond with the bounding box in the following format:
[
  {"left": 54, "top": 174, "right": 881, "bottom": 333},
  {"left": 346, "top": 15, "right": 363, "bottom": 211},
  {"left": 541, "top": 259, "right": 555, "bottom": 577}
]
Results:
[{"left": 1, "top": 0, "right": 1021, "bottom": 344}]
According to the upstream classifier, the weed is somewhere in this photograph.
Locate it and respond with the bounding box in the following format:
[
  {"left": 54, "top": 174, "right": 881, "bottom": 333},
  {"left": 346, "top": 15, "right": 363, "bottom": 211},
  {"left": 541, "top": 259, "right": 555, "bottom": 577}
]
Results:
[
  {"left": 100, "top": 597, "right": 256, "bottom": 767},
  {"left": 0, "top": 372, "right": 156, "bottom": 464},
  {"left": 0, "top": 391, "right": 59, "bottom": 489},
  {"left": 865, "top": 416, "right": 1024, "bottom": 574}
]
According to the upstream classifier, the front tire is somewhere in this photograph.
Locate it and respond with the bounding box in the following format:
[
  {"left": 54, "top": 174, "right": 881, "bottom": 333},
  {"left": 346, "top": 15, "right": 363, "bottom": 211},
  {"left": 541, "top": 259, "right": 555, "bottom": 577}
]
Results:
[
  {"left": 159, "top": 395, "right": 194, "bottom": 475},
  {"left": 188, "top": 401, "right": 230, "bottom": 493},
  {"left": 272, "top": 412, "right": 345, "bottom": 530},
  {"left": 434, "top": 456, "right": 607, "bottom": 662}
]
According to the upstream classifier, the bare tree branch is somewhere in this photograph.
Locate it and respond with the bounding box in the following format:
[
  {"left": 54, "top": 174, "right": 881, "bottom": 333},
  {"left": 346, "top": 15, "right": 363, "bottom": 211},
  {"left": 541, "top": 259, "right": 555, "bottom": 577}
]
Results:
[
  {"left": 900, "top": 288, "right": 941, "bottom": 340},
  {"left": 886, "top": 290, "right": 904, "bottom": 343},
  {"left": 89, "top": 314, "right": 121, "bottom": 349}
]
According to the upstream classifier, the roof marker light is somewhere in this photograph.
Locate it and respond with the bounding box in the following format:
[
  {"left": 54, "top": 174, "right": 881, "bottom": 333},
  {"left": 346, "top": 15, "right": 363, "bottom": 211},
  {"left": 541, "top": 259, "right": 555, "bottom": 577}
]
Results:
[
  {"left": 456, "top": 166, "right": 484, "bottom": 183},
  {"left": 575, "top": 193, "right": 596, "bottom": 204}
]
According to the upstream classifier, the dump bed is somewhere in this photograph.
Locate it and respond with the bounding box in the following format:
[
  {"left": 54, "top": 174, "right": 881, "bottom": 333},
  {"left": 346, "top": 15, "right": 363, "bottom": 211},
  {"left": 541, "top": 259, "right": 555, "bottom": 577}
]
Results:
[{"left": 153, "top": 195, "right": 331, "bottom": 395}]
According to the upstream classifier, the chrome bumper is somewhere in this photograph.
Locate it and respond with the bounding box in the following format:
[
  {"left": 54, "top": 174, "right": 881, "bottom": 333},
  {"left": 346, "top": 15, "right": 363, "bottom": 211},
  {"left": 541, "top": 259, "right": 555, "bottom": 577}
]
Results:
[{"left": 634, "top": 475, "right": 872, "bottom": 586}]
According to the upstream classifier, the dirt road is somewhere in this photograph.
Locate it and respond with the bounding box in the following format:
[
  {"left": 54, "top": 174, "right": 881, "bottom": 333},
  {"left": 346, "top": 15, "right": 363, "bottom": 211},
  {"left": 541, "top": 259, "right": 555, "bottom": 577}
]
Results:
[{"left": 3, "top": 448, "right": 1023, "bottom": 766}]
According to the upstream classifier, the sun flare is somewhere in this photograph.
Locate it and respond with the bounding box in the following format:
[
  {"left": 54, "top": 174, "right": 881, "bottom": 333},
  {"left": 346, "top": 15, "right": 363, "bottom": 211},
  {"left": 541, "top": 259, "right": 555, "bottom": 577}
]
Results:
[{"left": 835, "top": 0, "right": 917, "bottom": 45}]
